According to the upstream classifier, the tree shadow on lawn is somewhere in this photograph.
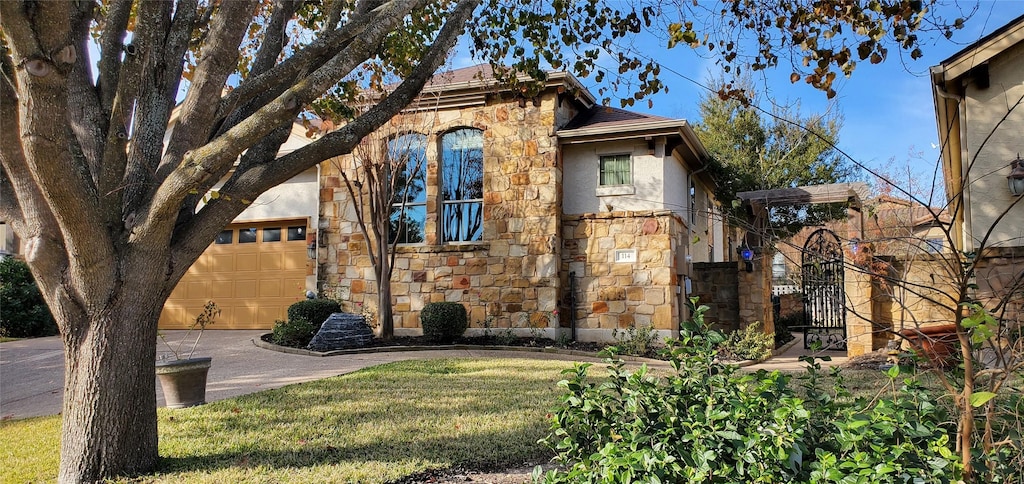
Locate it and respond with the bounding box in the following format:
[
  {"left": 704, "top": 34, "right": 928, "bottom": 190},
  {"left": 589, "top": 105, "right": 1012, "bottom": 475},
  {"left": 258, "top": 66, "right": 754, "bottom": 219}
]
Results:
[{"left": 154, "top": 358, "right": 567, "bottom": 479}]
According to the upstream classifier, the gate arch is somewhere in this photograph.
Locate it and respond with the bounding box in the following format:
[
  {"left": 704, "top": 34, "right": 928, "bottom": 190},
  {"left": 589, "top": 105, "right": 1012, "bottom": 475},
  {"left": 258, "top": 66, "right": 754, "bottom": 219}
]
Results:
[{"left": 802, "top": 228, "right": 846, "bottom": 350}]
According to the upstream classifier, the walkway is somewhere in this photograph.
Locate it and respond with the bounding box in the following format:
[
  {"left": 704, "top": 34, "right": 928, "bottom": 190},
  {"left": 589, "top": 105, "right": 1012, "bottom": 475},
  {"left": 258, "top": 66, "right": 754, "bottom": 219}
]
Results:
[{"left": 0, "top": 331, "right": 845, "bottom": 420}]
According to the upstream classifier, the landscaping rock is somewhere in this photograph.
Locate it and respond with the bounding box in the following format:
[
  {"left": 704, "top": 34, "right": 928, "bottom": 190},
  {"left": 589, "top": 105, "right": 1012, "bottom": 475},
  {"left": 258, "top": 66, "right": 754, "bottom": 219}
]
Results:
[{"left": 306, "top": 312, "right": 374, "bottom": 351}]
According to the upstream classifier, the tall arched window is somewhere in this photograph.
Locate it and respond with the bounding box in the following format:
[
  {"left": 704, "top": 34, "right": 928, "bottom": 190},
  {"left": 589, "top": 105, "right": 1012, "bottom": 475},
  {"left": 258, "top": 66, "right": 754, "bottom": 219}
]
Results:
[
  {"left": 387, "top": 133, "right": 427, "bottom": 244},
  {"left": 441, "top": 129, "right": 484, "bottom": 242}
]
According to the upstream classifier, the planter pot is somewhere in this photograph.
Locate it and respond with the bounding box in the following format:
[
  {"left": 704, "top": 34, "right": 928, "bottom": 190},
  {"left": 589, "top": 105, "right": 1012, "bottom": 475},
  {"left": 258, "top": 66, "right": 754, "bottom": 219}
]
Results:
[
  {"left": 156, "top": 357, "right": 212, "bottom": 409},
  {"left": 899, "top": 324, "right": 959, "bottom": 367}
]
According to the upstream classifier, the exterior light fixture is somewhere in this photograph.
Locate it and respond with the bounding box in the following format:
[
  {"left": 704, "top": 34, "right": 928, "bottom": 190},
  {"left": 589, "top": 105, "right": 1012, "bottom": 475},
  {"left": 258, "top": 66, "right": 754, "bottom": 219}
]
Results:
[
  {"left": 1009, "top": 154, "right": 1024, "bottom": 197},
  {"left": 737, "top": 244, "right": 754, "bottom": 273},
  {"left": 307, "top": 242, "right": 317, "bottom": 260}
]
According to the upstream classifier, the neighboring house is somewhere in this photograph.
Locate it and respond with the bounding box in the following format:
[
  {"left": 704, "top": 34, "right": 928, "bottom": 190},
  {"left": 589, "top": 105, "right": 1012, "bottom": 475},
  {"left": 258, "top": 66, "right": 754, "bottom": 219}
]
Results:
[
  {"left": 158, "top": 120, "right": 320, "bottom": 329},
  {"left": 0, "top": 222, "right": 20, "bottom": 259},
  {"left": 930, "top": 14, "right": 1024, "bottom": 326},
  {"left": 931, "top": 14, "right": 1024, "bottom": 251},
  {"left": 319, "top": 65, "right": 724, "bottom": 342},
  {"left": 865, "top": 195, "right": 951, "bottom": 255}
]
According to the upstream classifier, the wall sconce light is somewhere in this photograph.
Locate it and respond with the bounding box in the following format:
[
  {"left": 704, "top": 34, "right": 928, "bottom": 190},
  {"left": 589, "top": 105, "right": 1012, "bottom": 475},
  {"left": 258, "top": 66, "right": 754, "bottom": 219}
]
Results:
[
  {"left": 737, "top": 244, "right": 754, "bottom": 273},
  {"left": 1009, "top": 154, "right": 1024, "bottom": 197},
  {"left": 849, "top": 237, "right": 860, "bottom": 256},
  {"left": 307, "top": 242, "right": 317, "bottom": 260}
]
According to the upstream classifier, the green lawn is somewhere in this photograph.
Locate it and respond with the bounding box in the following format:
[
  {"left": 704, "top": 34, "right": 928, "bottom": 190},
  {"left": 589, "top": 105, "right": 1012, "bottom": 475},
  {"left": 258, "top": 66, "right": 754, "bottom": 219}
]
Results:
[
  {"left": 0, "top": 356, "right": 933, "bottom": 483},
  {"left": 0, "top": 337, "right": 21, "bottom": 343},
  {"left": 1, "top": 358, "right": 575, "bottom": 483}
]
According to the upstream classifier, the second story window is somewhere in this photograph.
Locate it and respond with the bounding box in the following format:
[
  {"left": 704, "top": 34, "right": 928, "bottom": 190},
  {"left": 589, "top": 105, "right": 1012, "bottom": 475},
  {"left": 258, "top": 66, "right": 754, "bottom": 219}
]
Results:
[
  {"left": 388, "top": 133, "right": 427, "bottom": 244},
  {"left": 441, "top": 128, "right": 484, "bottom": 242},
  {"left": 599, "top": 154, "right": 631, "bottom": 186}
]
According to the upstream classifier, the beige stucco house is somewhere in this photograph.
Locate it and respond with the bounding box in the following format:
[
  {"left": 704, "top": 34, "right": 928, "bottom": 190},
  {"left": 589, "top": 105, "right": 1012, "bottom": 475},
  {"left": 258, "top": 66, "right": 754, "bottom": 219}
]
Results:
[
  {"left": 927, "top": 13, "right": 1024, "bottom": 331},
  {"left": 318, "top": 65, "right": 724, "bottom": 342},
  {"left": 931, "top": 14, "right": 1024, "bottom": 251}
]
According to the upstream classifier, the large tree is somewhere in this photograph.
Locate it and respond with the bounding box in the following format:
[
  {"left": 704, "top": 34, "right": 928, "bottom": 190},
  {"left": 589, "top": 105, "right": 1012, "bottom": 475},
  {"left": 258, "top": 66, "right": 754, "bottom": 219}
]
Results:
[
  {"left": 695, "top": 78, "right": 855, "bottom": 238},
  {"left": 0, "top": 0, "right": 965, "bottom": 481}
]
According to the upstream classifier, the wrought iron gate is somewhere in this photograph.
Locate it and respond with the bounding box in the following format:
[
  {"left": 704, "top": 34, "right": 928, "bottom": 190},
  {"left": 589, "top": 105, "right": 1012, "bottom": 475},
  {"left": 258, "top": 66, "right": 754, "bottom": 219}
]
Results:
[{"left": 801, "top": 228, "right": 846, "bottom": 350}]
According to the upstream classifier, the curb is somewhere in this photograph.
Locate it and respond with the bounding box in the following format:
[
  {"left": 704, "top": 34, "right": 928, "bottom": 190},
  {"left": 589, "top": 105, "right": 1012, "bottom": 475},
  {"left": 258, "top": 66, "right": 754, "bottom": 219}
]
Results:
[{"left": 252, "top": 334, "right": 759, "bottom": 367}]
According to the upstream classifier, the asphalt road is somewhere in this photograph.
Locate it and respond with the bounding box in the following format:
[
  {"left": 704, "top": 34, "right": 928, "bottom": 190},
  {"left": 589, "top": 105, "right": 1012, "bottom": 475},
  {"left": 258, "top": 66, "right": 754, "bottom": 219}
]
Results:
[{"left": 0, "top": 331, "right": 603, "bottom": 420}]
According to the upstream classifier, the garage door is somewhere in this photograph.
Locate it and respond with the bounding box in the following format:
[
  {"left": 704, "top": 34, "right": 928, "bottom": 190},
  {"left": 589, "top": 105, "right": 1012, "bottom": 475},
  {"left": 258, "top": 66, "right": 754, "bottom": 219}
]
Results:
[{"left": 160, "top": 220, "right": 312, "bottom": 330}]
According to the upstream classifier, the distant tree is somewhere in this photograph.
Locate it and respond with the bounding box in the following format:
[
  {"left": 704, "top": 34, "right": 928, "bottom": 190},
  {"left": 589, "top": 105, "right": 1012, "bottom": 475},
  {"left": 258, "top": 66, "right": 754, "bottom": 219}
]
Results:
[{"left": 695, "top": 77, "right": 856, "bottom": 238}]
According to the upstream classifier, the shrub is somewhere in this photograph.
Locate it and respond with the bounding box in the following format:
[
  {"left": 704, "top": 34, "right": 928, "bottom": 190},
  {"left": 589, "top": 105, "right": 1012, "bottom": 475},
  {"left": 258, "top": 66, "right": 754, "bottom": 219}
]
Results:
[
  {"left": 608, "top": 324, "right": 661, "bottom": 357},
  {"left": 420, "top": 302, "right": 467, "bottom": 343},
  {"left": 537, "top": 300, "right": 964, "bottom": 484},
  {"left": 287, "top": 299, "right": 340, "bottom": 331},
  {"left": 717, "top": 322, "right": 774, "bottom": 361},
  {"left": 0, "top": 258, "right": 58, "bottom": 338},
  {"left": 775, "top": 310, "right": 804, "bottom": 347},
  {"left": 271, "top": 317, "right": 316, "bottom": 347}
]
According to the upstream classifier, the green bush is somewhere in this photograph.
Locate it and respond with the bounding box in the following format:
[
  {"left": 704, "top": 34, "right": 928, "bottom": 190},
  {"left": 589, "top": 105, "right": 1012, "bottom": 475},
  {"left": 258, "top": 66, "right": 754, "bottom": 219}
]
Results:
[
  {"left": 608, "top": 324, "right": 661, "bottom": 357},
  {"left": 536, "top": 300, "right": 964, "bottom": 484},
  {"left": 717, "top": 321, "right": 774, "bottom": 361},
  {"left": 420, "top": 302, "right": 467, "bottom": 343},
  {"left": 0, "top": 258, "right": 58, "bottom": 338},
  {"left": 775, "top": 310, "right": 804, "bottom": 347},
  {"left": 271, "top": 318, "right": 316, "bottom": 347},
  {"left": 287, "top": 299, "right": 340, "bottom": 331}
]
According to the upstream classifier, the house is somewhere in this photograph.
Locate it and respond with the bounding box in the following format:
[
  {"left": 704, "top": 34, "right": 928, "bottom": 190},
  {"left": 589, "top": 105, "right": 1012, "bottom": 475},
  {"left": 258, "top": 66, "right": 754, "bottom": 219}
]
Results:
[
  {"left": 158, "top": 120, "right": 320, "bottom": 329},
  {"left": 931, "top": 14, "right": 1024, "bottom": 251},
  {"left": 930, "top": 14, "right": 1024, "bottom": 324},
  {"left": 318, "top": 65, "right": 724, "bottom": 342}
]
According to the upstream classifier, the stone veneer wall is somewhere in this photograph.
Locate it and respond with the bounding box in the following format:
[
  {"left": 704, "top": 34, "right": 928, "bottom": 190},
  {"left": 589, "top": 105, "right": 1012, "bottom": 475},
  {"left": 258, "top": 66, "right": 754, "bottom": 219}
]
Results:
[
  {"left": 691, "top": 262, "right": 740, "bottom": 331},
  {"left": 975, "top": 247, "right": 1023, "bottom": 327},
  {"left": 318, "top": 92, "right": 566, "bottom": 333},
  {"left": 560, "top": 211, "right": 682, "bottom": 340}
]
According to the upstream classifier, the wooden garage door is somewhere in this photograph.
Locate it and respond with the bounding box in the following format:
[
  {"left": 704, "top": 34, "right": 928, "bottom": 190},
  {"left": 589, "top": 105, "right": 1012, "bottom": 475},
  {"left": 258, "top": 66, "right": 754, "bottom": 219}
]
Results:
[{"left": 160, "top": 220, "right": 311, "bottom": 330}]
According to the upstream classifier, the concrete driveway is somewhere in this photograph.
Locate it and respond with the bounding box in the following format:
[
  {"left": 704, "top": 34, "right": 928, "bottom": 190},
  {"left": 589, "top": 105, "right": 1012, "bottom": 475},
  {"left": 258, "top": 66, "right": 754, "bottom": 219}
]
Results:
[
  {"left": 0, "top": 331, "right": 603, "bottom": 420},
  {"left": 1, "top": 330, "right": 842, "bottom": 421}
]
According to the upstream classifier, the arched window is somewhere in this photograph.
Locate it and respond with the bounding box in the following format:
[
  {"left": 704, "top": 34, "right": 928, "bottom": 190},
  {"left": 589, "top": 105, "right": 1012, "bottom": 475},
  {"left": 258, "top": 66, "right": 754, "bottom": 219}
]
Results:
[
  {"left": 387, "top": 133, "right": 427, "bottom": 244},
  {"left": 440, "top": 129, "right": 484, "bottom": 242}
]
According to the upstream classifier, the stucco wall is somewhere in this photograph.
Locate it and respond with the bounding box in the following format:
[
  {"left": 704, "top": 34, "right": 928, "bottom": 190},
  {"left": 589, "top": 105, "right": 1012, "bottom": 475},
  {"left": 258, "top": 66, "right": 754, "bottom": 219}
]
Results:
[
  {"left": 562, "top": 140, "right": 667, "bottom": 215},
  {"left": 233, "top": 167, "right": 319, "bottom": 222},
  {"left": 961, "top": 40, "right": 1024, "bottom": 249}
]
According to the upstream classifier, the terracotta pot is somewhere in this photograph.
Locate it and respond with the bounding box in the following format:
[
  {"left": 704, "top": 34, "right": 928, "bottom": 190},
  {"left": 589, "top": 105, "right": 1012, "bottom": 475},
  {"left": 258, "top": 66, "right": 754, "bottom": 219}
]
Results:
[
  {"left": 156, "top": 357, "right": 212, "bottom": 409},
  {"left": 899, "top": 324, "right": 959, "bottom": 367}
]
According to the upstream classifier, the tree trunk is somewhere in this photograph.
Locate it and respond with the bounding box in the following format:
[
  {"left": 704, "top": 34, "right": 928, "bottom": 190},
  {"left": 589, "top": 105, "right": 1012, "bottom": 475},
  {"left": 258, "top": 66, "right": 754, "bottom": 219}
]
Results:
[
  {"left": 377, "top": 251, "right": 394, "bottom": 339},
  {"left": 58, "top": 295, "right": 162, "bottom": 482},
  {"left": 378, "top": 279, "right": 394, "bottom": 340}
]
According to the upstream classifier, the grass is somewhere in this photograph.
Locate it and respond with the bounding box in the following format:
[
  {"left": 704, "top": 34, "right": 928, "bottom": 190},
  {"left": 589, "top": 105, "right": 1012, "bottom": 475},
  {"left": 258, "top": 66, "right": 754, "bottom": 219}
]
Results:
[
  {"left": 0, "top": 358, "right": 576, "bottom": 483},
  {"left": 0, "top": 336, "right": 21, "bottom": 343},
  {"left": 2, "top": 355, "right": 980, "bottom": 483}
]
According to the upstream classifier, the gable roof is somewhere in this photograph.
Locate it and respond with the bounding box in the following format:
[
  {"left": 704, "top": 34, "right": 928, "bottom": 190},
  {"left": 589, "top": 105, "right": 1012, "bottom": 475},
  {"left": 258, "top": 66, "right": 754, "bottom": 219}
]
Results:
[
  {"left": 403, "top": 63, "right": 595, "bottom": 110},
  {"left": 933, "top": 14, "right": 1024, "bottom": 82},
  {"left": 561, "top": 105, "right": 669, "bottom": 130}
]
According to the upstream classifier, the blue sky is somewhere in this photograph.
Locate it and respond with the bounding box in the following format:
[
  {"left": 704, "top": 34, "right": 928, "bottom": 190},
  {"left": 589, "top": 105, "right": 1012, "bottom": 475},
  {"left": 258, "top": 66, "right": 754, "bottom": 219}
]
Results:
[{"left": 448, "top": 1, "right": 1024, "bottom": 195}]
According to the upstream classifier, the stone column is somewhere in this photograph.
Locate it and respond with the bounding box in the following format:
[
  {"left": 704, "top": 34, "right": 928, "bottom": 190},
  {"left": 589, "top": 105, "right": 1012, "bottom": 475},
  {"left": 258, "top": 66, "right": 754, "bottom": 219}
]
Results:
[{"left": 844, "top": 267, "right": 874, "bottom": 357}]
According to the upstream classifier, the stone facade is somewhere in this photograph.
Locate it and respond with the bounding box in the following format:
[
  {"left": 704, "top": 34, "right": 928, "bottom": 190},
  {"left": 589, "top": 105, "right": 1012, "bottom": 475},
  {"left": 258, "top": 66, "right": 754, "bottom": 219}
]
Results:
[
  {"left": 319, "top": 90, "right": 573, "bottom": 335},
  {"left": 317, "top": 68, "right": 731, "bottom": 342},
  {"left": 561, "top": 211, "right": 683, "bottom": 339},
  {"left": 691, "top": 262, "right": 740, "bottom": 331}
]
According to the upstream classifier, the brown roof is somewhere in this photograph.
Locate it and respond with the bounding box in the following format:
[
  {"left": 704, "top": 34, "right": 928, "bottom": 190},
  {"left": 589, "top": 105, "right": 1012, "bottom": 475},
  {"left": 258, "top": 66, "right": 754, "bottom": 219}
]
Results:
[
  {"left": 562, "top": 105, "right": 670, "bottom": 130},
  {"left": 424, "top": 64, "right": 497, "bottom": 88}
]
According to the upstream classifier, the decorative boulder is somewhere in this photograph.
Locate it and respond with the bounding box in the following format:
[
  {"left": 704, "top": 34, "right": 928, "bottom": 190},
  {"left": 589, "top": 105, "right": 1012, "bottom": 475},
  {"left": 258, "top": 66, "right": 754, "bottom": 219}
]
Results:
[{"left": 306, "top": 312, "right": 374, "bottom": 351}]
